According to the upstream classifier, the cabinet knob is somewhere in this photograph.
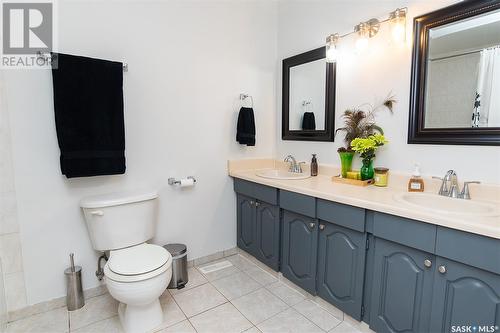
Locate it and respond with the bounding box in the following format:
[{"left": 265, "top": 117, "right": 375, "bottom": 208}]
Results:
[
  {"left": 438, "top": 265, "right": 446, "bottom": 274},
  {"left": 319, "top": 224, "right": 325, "bottom": 230},
  {"left": 424, "top": 259, "right": 432, "bottom": 268},
  {"left": 250, "top": 201, "right": 254, "bottom": 206},
  {"left": 309, "top": 222, "right": 315, "bottom": 229}
]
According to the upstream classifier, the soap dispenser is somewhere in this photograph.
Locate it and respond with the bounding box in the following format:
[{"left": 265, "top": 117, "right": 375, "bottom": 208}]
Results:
[
  {"left": 408, "top": 164, "right": 425, "bottom": 192},
  {"left": 311, "top": 154, "right": 318, "bottom": 176}
]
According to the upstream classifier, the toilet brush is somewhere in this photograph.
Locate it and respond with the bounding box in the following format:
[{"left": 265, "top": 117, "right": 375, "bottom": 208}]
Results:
[{"left": 64, "top": 253, "right": 85, "bottom": 311}]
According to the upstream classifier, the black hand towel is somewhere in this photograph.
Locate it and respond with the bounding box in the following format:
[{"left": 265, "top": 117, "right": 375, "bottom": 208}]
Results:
[
  {"left": 236, "top": 107, "right": 255, "bottom": 146},
  {"left": 302, "top": 112, "right": 316, "bottom": 130},
  {"left": 51, "top": 53, "right": 125, "bottom": 178}
]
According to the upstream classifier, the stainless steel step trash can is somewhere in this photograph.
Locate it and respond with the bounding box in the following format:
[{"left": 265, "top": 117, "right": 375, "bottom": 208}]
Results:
[{"left": 164, "top": 244, "right": 188, "bottom": 289}]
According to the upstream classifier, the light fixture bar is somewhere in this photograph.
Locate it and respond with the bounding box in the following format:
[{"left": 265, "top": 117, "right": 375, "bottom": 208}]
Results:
[{"left": 326, "top": 7, "right": 408, "bottom": 53}]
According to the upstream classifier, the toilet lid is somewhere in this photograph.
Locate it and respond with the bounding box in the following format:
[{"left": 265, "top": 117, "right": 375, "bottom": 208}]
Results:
[{"left": 108, "top": 243, "right": 171, "bottom": 276}]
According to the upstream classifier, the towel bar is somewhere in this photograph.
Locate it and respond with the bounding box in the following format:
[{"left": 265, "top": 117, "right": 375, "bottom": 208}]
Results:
[{"left": 37, "top": 51, "right": 128, "bottom": 71}]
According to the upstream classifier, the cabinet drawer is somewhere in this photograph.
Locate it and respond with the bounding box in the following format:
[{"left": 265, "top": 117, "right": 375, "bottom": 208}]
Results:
[
  {"left": 373, "top": 212, "right": 436, "bottom": 253},
  {"left": 234, "top": 179, "right": 278, "bottom": 205},
  {"left": 280, "top": 190, "right": 316, "bottom": 218},
  {"left": 317, "top": 199, "right": 365, "bottom": 232},
  {"left": 436, "top": 227, "right": 500, "bottom": 275}
]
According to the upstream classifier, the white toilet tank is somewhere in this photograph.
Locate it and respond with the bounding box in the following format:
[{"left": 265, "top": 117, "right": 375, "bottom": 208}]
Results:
[{"left": 80, "top": 190, "right": 159, "bottom": 251}]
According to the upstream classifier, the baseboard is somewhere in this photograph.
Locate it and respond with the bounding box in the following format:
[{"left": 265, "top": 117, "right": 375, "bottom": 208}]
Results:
[{"left": 7, "top": 246, "right": 238, "bottom": 323}]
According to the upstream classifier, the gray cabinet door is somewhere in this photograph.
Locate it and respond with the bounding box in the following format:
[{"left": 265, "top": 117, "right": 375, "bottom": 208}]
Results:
[
  {"left": 281, "top": 210, "right": 318, "bottom": 294},
  {"left": 255, "top": 202, "right": 280, "bottom": 271},
  {"left": 237, "top": 194, "right": 257, "bottom": 256},
  {"left": 317, "top": 222, "right": 366, "bottom": 321},
  {"left": 370, "top": 239, "right": 434, "bottom": 333},
  {"left": 430, "top": 257, "right": 500, "bottom": 332}
]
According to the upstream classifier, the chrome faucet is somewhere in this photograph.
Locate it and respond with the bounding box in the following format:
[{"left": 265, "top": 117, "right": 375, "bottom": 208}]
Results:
[
  {"left": 433, "top": 170, "right": 480, "bottom": 199},
  {"left": 459, "top": 181, "right": 481, "bottom": 200},
  {"left": 284, "top": 155, "right": 305, "bottom": 173}
]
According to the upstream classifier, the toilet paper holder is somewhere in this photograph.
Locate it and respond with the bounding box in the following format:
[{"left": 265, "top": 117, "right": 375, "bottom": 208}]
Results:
[{"left": 168, "top": 176, "right": 197, "bottom": 186}]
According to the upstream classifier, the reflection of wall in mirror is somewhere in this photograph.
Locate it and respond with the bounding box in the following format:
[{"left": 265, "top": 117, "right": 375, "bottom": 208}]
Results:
[
  {"left": 425, "top": 53, "right": 480, "bottom": 128},
  {"left": 289, "top": 59, "right": 326, "bottom": 130}
]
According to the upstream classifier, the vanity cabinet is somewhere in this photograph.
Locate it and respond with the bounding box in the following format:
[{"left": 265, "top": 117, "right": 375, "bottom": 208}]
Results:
[
  {"left": 236, "top": 194, "right": 257, "bottom": 255},
  {"left": 369, "top": 238, "right": 434, "bottom": 333},
  {"left": 236, "top": 194, "right": 280, "bottom": 270},
  {"left": 281, "top": 210, "right": 318, "bottom": 294},
  {"left": 317, "top": 222, "right": 367, "bottom": 321},
  {"left": 255, "top": 201, "right": 280, "bottom": 270},
  {"left": 429, "top": 258, "right": 500, "bottom": 332},
  {"left": 233, "top": 178, "right": 500, "bottom": 333}
]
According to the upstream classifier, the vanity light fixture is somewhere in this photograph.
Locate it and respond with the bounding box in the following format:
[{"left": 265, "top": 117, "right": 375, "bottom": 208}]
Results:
[
  {"left": 326, "top": 33, "right": 339, "bottom": 62},
  {"left": 325, "top": 7, "right": 407, "bottom": 56},
  {"left": 354, "top": 22, "right": 369, "bottom": 50},
  {"left": 354, "top": 18, "right": 381, "bottom": 50},
  {"left": 389, "top": 8, "right": 407, "bottom": 43}
]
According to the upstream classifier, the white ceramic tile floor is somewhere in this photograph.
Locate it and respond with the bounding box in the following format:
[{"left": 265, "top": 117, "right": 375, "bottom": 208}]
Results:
[{"left": 5, "top": 253, "right": 373, "bottom": 333}]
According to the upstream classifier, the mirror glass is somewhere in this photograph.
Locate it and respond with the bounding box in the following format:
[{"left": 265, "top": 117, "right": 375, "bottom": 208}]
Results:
[
  {"left": 288, "top": 58, "right": 326, "bottom": 131},
  {"left": 425, "top": 9, "right": 500, "bottom": 128}
]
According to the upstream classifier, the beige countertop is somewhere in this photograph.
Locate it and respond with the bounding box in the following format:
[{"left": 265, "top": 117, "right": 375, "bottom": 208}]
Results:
[{"left": 228, "top": 159, "right": 500, "bottom": 240}]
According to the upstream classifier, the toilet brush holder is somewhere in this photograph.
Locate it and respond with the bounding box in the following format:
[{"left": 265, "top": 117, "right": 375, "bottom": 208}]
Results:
[{"left": 64, "top": 253, "right": 85, "bottom": 311}]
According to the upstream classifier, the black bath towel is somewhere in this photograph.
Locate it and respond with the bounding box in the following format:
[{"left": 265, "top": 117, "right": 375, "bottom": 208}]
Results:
[
  {"left": 302, "top": 112, "right": 316, "bottom": 130},
  {"left": 51, "top": 53, "right": 125, "bottom": 178},
  {"left": 236, "top": 107, "right": 255, "bottom": 146}
]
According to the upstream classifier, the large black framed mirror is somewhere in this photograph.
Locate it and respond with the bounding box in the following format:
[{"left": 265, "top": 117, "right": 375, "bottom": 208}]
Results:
[
  {"left": 282, "top": 47, "right": 336, "bottom": 141},
  {"left": 409, "top": 0, "right": 500, "bottom": 146}
]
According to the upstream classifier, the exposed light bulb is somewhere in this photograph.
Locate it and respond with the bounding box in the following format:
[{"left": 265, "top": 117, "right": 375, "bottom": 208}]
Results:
[
  {"left": 390, "top": 8, "right": 407, "bottom": 44},
  {"left": 326, "top": 34, "right": 339, "bottom": 62},
  {"left": 326, "top": 46, "right": 339, "bottom": 62},
  {"left": 391, "top": 22, "right": 406, "bottom": 43},
  {"left": 354, "top": 22, "right": 370, "bottom": 51},
  {"left": 356, "top": 36, "right": 369, "bottom": 51}
]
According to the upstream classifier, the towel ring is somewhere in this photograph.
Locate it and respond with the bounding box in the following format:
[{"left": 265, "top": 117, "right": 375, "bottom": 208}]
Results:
[
  {"left": 302, "top": 100, "right": 313, "bottom": 112},
  {"left": 240, "top": 93, "right": 253, "bottom": 108}
]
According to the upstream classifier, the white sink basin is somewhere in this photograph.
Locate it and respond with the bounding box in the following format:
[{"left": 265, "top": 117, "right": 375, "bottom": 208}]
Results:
[
  {"left": 256, "top": 169, "right": 311, "bottom": 180},
  {"left": 394, "top": 192, "right": 500, "bottom": 217}
]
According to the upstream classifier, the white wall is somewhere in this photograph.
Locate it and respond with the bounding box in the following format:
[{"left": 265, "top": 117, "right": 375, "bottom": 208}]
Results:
[
  {"left": 4, "top": 0, "right": 277, "bottom": 305},
  {"left": 276, "top": 0, "right": 500, "bottom": 184},
  {"left": 0, "top": 76, "right": 26, "bottom": 312}
]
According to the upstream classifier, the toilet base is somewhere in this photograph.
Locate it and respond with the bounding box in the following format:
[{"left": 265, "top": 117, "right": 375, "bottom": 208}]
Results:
[{"left": 118, "top": 300, "right": 164, "bottom": 333}]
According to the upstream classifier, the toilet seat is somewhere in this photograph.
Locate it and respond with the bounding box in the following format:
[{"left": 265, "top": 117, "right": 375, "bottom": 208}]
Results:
[{"left": 104, "top": 243, "right": 172, "bottom": 283}]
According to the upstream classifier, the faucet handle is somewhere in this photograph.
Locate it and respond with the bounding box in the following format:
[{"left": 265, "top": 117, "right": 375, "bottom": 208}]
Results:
[
  {"left": 460, "top": 181, "right": 481, "bottom": 200},
  {"left": 298, "top": 162, "right": 306, "bottom": 173},
  {"left": 433, "top": 176, "right": 448, "bottom": 195}
]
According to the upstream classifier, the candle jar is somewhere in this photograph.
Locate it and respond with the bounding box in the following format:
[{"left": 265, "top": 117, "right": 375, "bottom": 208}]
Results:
[{"left": 374, "top": 167, "right": 389, "bottom": 187}]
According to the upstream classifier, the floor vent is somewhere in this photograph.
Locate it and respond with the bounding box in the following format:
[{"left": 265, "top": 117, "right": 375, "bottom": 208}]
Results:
[{"left": 198, "top": 260, "right": 233, "bottom": 274}]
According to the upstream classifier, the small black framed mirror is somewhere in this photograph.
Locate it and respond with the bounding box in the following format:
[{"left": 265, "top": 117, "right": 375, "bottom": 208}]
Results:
[
  {"left": 409, "top": 0, "right": 500, "bottom": 146},
  {"left": 282, "top": 47, "right": 336, "bottom": 141}
]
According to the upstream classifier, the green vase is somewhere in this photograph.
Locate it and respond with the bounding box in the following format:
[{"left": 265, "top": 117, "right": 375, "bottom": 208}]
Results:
[
  {"left": 360, "top": 159, "right": 374, "bottom": 180},
  {"left": 338, "top": 151, "right": 355, "bottom": 178}
]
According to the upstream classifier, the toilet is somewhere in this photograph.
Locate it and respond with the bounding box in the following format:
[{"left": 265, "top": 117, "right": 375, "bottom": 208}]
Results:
[{"left": 80, "top": 190, "right": 172, "bottom": 333}]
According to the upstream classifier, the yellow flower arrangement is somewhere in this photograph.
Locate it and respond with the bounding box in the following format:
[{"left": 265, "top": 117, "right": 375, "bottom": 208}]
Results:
[{"left": 351, "top": 134, "right": 388, "bottom": 162}]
